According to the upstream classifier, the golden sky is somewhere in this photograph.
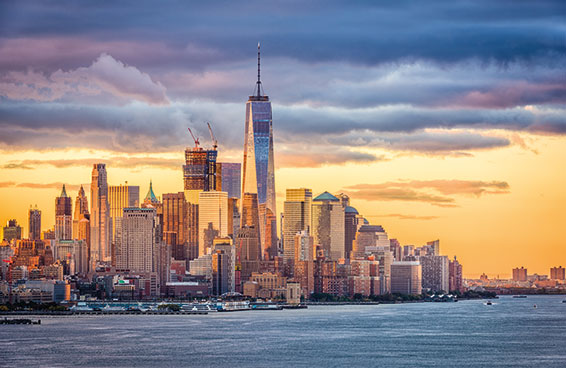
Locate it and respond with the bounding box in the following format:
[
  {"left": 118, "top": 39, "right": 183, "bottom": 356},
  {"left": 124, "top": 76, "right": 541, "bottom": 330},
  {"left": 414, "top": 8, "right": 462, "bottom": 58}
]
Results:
[{"left": 1, "top": 129, "right": 564, "bottom": 278}]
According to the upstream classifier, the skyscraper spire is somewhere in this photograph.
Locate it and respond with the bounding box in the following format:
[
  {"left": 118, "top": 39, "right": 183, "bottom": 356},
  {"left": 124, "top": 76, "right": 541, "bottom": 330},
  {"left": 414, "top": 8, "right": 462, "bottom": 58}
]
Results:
[
  {"left": 60, "top": 184, "right": 68, "bottom": 198},
  {"left": 256, "top": 42, "right": 263, "bottom": 98}
]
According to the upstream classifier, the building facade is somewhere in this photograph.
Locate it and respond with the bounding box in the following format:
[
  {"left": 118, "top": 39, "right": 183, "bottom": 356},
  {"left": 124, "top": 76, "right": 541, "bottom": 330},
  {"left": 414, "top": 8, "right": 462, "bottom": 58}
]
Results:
[
  {"left": 311, "top": 192, "right": 345, "bottom": 261},
  {"left": 90, "top": 163, "right": 111, "bottom": 265},
  {"left": 391, "top": 261, "right": 422, "bottom": 295},
  {"left": 28, "top": 208, "right": 41, "bottom": 241},
  {"left": 55, "top": 185, "right": 72, "bottom": 241}
]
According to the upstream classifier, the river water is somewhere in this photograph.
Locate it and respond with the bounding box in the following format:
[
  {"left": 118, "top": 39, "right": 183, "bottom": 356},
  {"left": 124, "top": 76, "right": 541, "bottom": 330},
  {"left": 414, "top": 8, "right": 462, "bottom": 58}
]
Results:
[{"left": 1, "top": 295, "right": 565, "bottom": 367}]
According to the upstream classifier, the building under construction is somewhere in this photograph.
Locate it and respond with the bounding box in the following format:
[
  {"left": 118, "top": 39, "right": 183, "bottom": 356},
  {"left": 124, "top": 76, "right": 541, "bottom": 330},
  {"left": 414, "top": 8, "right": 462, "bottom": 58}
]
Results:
[{"left": 183, "top": 124, "right": 218, "bottom": 196}]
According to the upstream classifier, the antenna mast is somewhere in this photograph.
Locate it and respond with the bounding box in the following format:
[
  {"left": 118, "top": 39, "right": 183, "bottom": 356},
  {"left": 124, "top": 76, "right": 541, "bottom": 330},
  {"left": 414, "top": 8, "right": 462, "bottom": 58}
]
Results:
[{"left": 256, "top": 42, "right": 262, "bottom": 98}]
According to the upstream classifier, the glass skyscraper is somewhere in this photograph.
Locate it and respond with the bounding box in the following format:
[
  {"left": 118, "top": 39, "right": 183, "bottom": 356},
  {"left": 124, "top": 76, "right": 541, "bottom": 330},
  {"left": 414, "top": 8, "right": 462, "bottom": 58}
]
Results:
[{"left": 241, "top": 44, "right": 276, "bottom": 259}]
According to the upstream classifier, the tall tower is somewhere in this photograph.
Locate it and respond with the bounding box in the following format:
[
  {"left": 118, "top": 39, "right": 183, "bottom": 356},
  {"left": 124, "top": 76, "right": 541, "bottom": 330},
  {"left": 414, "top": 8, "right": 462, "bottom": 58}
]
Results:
[
  {"left": 241, "top": 43, "right": 276, "bottom": 259},
  {"left": 55, "top": 185, "right": 72, "bottom": 240},
  {"left": 90, "top": 163, "right": 111, "bottom": 265},
  {"left": 28, "top": 206, "right": 41, "bottom": 240}
]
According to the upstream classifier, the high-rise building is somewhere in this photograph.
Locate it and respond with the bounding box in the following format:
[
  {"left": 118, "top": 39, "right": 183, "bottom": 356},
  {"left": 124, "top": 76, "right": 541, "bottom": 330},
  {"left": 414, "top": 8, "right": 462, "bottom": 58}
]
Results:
[
  {"left": 241, "top": 44, "right": 276, "bottom": 259},
  {"left": 162, "top": 192, "right": 187, "bottom": 261},
  {"left": 218, "top": 162, "right": 241, "bottom": 199},
  {"left": 391, "top": 261, "right": 422, "bottom": 295},
  {"left": 294, "top": 230, "right": 315, "bottom": 297},
  {"left": 53, "top": 239, "right": 89, "bottom": 276},
  {"left": 183, "top": 140, "right": 218, "bottom": 204},
  {"left": 116, "top": 208, "right": 156, "bottom": 273},
  {"left": 512, "top": 267, "right": 528, "bottom": 282},
  {"left": 73, "top": 186, "right": 89, "bottom": 240},
  {"left": 449, "top": 256, "right": 464, "bottom": 292},
  {"left": 236, "top": 226, "right": 261, "bottom": 284},
  {"left": 90, "top": 163, "right": 111, "bottom": 265},
  {"left": 198, "top": 191, "right": 228, "bottom": 257},
  {"left": 212, "top": 237, "right": 235, "bottom": 295},
  {"left": 283, "top": 188, "right": 312, "bottom": 267},
  {"left": 28, "top": 207, "right": 41, "bottom": 241},
  {"left": 550, "top": 266, "right": 565, "bottom": 280},
  {"left": 344, "top": 206, "right": 359, "bottom": 260},
  {"left": 311, "top": 191, "right": 345, "bottom": 260},
  {"left": 420, "top": 255, "right": 449, "bottom": 292},
  {"left": 55, "top": 185, "right": 72, "bottom": 241},
  {"left": 3, "top": 219, "right": 22, "bottom": 242},
  {"left": 426, "top": 240, "right": 440, "bottom": 256},
  {"left": 109, "top": 184, "right": 140, "bottom": 256}
]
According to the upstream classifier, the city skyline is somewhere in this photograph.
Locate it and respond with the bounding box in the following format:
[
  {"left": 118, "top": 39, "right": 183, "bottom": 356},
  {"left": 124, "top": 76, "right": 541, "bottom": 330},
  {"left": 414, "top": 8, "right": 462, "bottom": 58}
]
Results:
[{"left": 1, "top": 1, "right": 565, "bottom": 278}]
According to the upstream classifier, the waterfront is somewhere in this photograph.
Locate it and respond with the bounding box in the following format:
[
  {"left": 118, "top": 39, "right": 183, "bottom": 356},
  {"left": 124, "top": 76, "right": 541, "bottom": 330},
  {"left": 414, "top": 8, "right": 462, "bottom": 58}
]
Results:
[{"left": 1, "top": 295, "right": 565, "bottom": 367}]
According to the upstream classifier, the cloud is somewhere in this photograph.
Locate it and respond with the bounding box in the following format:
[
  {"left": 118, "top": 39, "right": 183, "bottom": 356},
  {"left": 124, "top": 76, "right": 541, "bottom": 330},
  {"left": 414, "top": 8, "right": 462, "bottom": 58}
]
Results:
[
  {"left": 1, "top": 156, "right": 184, "bottom": 171},
  {"left": 343, "top": 179, "right": 510, "bottom": 206},
  {"left": 276, "top": 146, "right": 386, "bottom": 168},
  {"left": 0, "top": 181, "right": 85, "bottom": 191},
  {"left": 0, "top": 53, "right": 168, "bottom": 105}
]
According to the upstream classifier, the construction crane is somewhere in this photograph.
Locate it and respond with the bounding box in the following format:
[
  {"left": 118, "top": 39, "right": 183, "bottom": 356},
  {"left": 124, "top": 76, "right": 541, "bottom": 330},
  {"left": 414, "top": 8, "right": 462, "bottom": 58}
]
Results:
[
  {"left": 207, "top": 122, "right": 218, "bottom": 151},
  {"left": 187, "top": 127, "right": 200, "bottom": 149}
]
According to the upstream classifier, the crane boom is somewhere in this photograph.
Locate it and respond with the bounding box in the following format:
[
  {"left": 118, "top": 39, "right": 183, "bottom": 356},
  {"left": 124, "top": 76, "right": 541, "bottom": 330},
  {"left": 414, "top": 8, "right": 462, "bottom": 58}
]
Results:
[
  {"left": 207, "top": 122, "right": 218, "bottom": 150},
  {"left": 187, "top": 127, "right": 200, "bottom": 148}
]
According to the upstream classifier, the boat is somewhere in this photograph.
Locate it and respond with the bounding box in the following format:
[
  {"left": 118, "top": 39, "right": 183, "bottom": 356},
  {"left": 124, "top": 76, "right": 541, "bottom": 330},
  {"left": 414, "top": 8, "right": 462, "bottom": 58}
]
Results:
[
  {"left": 281, "top": 304, "right": 308, "bottom": 309},
  {"left": 513, "top": 295, "right": 527, "bottom": 298},
  {"left": 562, "top": 300, "right": 566, "bottom": 303},
  {"left": 486, "top": 301, "right": 493, "bottom": 305},
  {"left": 217, "top": 301, "right": 250, "bottom": 312},
  {"left": 251, "top": 302, "right": 283, "bottom": 310}
]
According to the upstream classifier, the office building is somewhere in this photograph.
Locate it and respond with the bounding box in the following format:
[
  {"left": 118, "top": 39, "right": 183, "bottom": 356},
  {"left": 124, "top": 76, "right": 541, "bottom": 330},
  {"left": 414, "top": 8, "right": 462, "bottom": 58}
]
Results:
[
  {"left": 116, "top": 208, "right": 156, "bottom": 273},
  {"left": 311, "top": 192, "right": 345, "bottom": 260},
  {"left": 55, "top": 185, "right": 72, "bottom": 241},
  {"left": 283, "top": 188, "right": 312, "bottom": 267},
  {"left": 109, "top": 183, "right": 140, "bottom": 242},
  {"left": 198, "top": 191, "right": 228, "bottom": 257},
  {"left": 241, "top": 44, "right": 276, "bottom": 260},
  {"left": 391, "top": 261, "right": 422, "bottom": 295},
  {"left": 28, "top": 207, "right": 41, "bottom": 240},
  {"left": 218, "top": 162, "right": 241, "bottom": 199},
  {"left": 90, "top": 163, "right": 111, "bottom": 265},
  {"left": 53, "top": 239, "right": 89, "bottom": 276},
  {"left": 3, "top": 219, "right": 22, "bottom": 242},
  {"left": 162, "top": 192, "right": 187, "bottom": 261},
  {"left": 73, "top": 186, "right": 89, "bottom": 240},
  {"left": 344, "top": 206, "right": 359, "bottom": 260}
]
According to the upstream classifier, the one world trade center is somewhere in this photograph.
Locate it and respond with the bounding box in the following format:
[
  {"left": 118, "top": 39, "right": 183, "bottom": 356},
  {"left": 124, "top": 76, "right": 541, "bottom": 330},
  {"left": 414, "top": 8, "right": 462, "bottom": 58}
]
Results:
[{"left": 241, "top": 43, "right": 277, "bottom": 259}]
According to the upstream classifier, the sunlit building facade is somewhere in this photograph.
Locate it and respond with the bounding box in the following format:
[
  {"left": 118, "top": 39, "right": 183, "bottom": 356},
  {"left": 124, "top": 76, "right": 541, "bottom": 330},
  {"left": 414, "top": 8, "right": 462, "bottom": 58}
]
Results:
[
  {"left": 90, "top": 163, "right": 111, "bottom": 265},
  {"left": 241, "top": 44, "right": 276, "bottom": 259}
]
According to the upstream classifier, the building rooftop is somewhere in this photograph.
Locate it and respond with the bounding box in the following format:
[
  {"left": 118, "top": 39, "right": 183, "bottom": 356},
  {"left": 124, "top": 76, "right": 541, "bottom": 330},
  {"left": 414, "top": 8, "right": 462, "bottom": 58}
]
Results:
[
  {"left": 345, "top": 206, "right": 358, "bottom": 214},
  {"left": 313, "top": 191, "right": 339, "bottom": 202},
  {"left": 144, "top": 180, "right": 158, "bottom": 203}
]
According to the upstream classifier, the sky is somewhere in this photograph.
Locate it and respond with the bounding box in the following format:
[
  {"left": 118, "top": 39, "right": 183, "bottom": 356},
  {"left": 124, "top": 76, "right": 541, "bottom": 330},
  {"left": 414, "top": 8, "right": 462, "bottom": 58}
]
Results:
[{"left": 0, "top": 1, "right": 565, "bottom": 277}]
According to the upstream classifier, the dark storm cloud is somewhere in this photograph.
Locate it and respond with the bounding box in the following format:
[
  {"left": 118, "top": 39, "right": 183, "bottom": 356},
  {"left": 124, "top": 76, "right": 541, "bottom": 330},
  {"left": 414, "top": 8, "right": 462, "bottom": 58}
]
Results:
[
  {"left": 0, "top": 0, "right": 564, "bottom": 72},
  {"left": 0, "top": 1, "right": 565, "bottom": 162}
]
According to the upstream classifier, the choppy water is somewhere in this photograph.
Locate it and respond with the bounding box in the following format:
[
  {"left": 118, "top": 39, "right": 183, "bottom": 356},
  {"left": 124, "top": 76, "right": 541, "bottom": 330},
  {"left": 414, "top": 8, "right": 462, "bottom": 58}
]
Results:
[{"left": 1, "top": 295, "right": 566, "bottom": 367}]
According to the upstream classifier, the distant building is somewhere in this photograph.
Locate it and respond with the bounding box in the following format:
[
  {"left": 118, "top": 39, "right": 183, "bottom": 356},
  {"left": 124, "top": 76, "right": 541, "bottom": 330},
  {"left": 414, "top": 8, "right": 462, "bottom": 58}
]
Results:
[
  {"left": 55, "top": 185, "right": 72, "bottom": 241},
  {"left": 449, "top": 256, "right": 464, "bottom": 292},
  {"left": 116, "top": 208, "right": 156, "bottom": 273},
  {"left": 72, "top": 186, "right": 89, "bottom": 243},
  {"left": 218, "top": 162, "right": 241, "bottom": 199},
  {"left": 311, "top": 192, "right": 345, "bottom": 260},
  {"left": 241, "top": 46, "right": 277, "bottom": 264},
  {"left": 213, "top": 237, "right": 235, "bottom": 293},
  {"left": 109, "top": 183, "right": 140, "bottom": 247},
  {"left": 283, "top": 188, "right": 312, "bottom": 268},
  {"left": 162, "top": 192, "right": 188, "bottom": 261},
  {"left": 512, "top": 267, "right": 528, "bottom": 282},
  {"left": 28, "top": 207, "right": 41, "bottom": 240},
  {"left": 391, "top": 261, "right": 422, "bottom": 295},
  {"left": 183, "top": 140, "right": 218, "bottom": 204},
  {"left": 426, "top": 240, "right": 440, "bottom": 256},
  {"left": 53, "top": 239, "right": 89, "bottom": 276},
  {"left": 421, "top": 255, "right": 449, "bottom": 292},
  {"left": 3, "top": 219, "right": 22, "bottom": 242},
  {"left": 90, "top": 163, "right": 111, "bottom": 265},
  {"left": 198, "top": 191, "right": 228, "bottom": 257},
  {"left": 550, "top": 266, "right": 565, "bottom": 280},
  {"left": 344, "top": 205, "right": 359, "bottom": 260}
]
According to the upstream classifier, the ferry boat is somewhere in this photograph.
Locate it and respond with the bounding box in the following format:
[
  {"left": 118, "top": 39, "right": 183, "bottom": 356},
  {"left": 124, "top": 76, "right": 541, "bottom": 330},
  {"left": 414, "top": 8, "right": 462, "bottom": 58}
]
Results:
[
  {"left": 217, "top": 301, "right": 250, "bottom": 312},
  {"left": 70, "top": 302, "right": 92, "bottom": 312},
  {"left": 251, "top": 302, "right": 283, "bottom": 311}
]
